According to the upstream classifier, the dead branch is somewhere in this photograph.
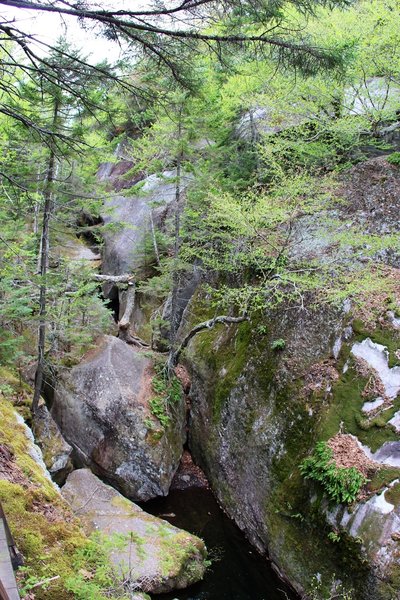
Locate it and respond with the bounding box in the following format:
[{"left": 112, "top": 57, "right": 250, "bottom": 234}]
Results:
[
  {"left": 118, "top": 283, "right": 136, "bottom": 331},
  {"left": 93, "top": 274, "right": 135, "bottom": 284},
  {"left": 170, "top": 313, "right": 249, "bottom": 367}
]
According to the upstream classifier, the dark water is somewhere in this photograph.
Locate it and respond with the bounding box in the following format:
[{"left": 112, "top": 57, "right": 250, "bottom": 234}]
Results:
[{"left": 143, "top": 488, "right": 298, "bottom": 600}]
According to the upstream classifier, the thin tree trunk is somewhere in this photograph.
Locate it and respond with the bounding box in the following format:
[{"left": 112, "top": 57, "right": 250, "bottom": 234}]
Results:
[
  {"left": 149, "top": 210, "right": 161, "bottom": 267},
  {"left": 32, "top": 100, "right": 59, "bottom": 416},
  {"left": 168, "top": 112, "right": 183, "bottom": 375},
  {"left": 33, "top": 165, "right": 41, "bottom": 236}
]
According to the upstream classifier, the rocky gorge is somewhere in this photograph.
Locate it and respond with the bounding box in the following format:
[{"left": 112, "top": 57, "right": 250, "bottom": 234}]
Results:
[
  {"left": 38, "top": 144, "right": 400, "bottom": 599},
  {"left": 1, "top": 29, "right": 400, "bottom": 599}
]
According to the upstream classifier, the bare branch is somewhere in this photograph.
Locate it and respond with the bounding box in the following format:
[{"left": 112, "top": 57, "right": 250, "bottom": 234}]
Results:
[
  {"left": 171, "top": 313, "right": 249, "bottom": 366},
  {"left": 93, "top": 274, "right": 135, "bottom": 284}
]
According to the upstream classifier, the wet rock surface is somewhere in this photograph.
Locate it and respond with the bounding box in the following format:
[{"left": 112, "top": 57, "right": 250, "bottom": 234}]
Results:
[
  {"left": 32, "top": 403, "right": 73, "bottom": 485},
  {"left": 51, "top": 335, "right": 185, "bottom": 501},
  {"left": 62, "top": 469, "right": 207, "bottom": 594}
]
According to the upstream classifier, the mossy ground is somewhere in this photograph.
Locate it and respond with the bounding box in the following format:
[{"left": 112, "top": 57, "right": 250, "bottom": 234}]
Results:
[
  {"left": 0, "top": 383, "right": 131, "bottom": 599},
  {"left": 0, "top": 394, "right": 85, "bottom": 599}
]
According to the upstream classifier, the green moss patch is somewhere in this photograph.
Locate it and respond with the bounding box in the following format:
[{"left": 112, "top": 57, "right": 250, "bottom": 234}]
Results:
[
  {"left": 192, "top": 316, "right": 252, "bottom": 422},
  {"left": 367, "top": 467, "right": 400, "bottom": 494},
  {"left": 385, "top": 483, "right": 400, "bottom": 506},
  {"left": 158, "top": 530, "right": 206, "bottom": 583},
  {"left": 0, "top": 394, "right": 131, "bottom": 599},
  {"left": 320, "top": 355, "right": 399, "bottom": 452}
]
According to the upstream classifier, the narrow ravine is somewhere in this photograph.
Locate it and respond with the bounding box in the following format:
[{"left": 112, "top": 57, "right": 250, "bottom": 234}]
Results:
[{"left": 144, "top": 486, "right": 298, "bottom": 600}]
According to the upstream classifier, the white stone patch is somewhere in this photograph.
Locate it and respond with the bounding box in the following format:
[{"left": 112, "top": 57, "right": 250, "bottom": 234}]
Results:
[
  {"left": 389, "top": 411, "right": 400, "bottom": 433},
  {"left": 16, "top": 413, "right": 59, "bottom": 489},
  {"left": 344, "top": 491, "right": 395, "bottom": 538},
  {"left": 387, "top": 311, "right": 400, "bottom": 330},
  {"left": 362, "top": 397, "right": 385, "bottom": 414},
  {"left": 333, "top": 336, "right": 342, "bottom": 360},
  {"left": 343, "top": 299, "right": 352, "bottom": 315},
  {"left": 342, "top": 361, "right": 349, "bottom": 374},
  {"left": 340, "top": 508, "right": 353, "bottom": 528},
  {"left": 141, "top": 169, "right": 176, "bottom": 193},
  {"left": 389, "top": 479, "right": 399, "bottom": 488},
  {"left": 374, "top": 491, "right": 395, "bottom": 515},
  {"left": 359, "top": 440, "right": 400, "bottom": 468},
  {"left": 351, "top": 338, "right": 400, "bottom": 399}
]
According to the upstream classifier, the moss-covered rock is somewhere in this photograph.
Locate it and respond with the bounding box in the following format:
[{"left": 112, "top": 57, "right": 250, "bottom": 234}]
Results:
[
  {"left": 0, "top": 394, "right": 93, "bottom": 599},
  {"left": 62, "top": 468, "right": 207, "bottom": 594},
  {"left": 181, "top": 158, "right": 400, "bottom": 599}
]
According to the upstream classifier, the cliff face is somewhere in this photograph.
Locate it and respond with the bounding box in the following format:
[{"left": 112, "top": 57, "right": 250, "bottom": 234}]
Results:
[{"left": 182, "top": 157, "right": 400, "bottom": 599}]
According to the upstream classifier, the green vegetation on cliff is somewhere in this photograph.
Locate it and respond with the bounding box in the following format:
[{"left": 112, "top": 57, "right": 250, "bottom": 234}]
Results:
[{"left": 300, "top": 442, "right": 367, "bottom": 504}]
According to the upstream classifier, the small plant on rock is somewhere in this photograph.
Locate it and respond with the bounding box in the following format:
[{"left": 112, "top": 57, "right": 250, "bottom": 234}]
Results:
[
  {"left": 148, "top": 360, "right": 182, "bottom": 431},
  {"left": 271, "top": 338, "right": 286, "bottom": 351},
  {"left": 303, "top": 574, "right": 354, "bottom": 600},
  {"left": 387, "top": 152, "right": 400, "bottom": 166},
  {"left": 300, "top": 442, "right": 367, "bottom": 505}
]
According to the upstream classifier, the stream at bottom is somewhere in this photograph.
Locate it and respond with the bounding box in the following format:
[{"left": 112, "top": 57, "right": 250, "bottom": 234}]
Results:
[{"left": 143, "top": 487, "right": 298, "bottom": 600}]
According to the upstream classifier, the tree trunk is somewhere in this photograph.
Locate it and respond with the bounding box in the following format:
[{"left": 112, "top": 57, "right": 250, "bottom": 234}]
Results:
[
  {"left": 149, "top": 210, "right": 161, "bottom": 267},
  {"left": 32, "top": 100, "right": 59, "bottom": 416},
  {"left": 168, "top": 112, "right": 184, "bottom": 375},
  {"left": 117, "top": 282, "right": 135, "bottom": 340}
]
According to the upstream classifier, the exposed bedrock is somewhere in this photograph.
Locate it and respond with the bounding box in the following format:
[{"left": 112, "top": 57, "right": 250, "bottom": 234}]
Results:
[
  {"left": 181, "top": 157, "right": 400, "bottom": 599},
  {"left": 101, "top": 169, "right": 192, "bottom": 281},
  {"left": 51, "top": 335, "right": 186, "bottom": 501}
]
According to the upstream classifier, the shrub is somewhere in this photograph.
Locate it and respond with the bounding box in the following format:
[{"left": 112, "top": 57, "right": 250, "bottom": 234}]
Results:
[
  {"left": 300, "top": 442, "right": 367, "bottom": 504},
  {"left": 271, "top": 338, "right": 286, "bottom": 351},
  {"left": 387, "top": 152, "right": 400, "bottom": 166}
]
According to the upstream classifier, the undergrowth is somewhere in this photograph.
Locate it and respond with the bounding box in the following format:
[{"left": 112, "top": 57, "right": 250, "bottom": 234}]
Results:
[
  {"left": 300, "top": 442, "right": 367, "bottom": 505},
  {"left": 149, "top": 360, "right": 182, "bottom": 430}
]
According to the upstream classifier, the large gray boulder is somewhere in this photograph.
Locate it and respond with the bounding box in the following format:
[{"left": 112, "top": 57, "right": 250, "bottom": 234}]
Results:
[
  {"left": 62, "top": 469, "right": 207, "bottom": 594},
  {"left": 101, "top": 169, "right": 192, "bottom": 279},
  {"left": 51, "top": 335, "right": 185, "bottom": 500}
]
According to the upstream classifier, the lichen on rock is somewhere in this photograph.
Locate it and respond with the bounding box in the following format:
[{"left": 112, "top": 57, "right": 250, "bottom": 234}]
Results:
[{"left": 62, "top": 468, "right": 207, "bottom": 594}]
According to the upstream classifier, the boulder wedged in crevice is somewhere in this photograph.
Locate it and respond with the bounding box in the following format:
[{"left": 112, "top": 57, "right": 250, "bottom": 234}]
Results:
[{"left": 51, "top": 335, "right": 185, "bottom": 501}]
